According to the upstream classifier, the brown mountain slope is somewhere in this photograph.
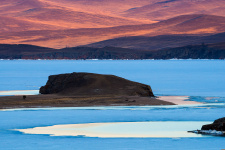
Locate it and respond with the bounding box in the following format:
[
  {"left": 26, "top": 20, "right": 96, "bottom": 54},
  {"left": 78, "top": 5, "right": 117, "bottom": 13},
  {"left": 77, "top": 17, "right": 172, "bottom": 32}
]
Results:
[
  {"left": 122, "top": 0, "right": 225, "bottom": 21},
  {"left": 15, "top": 8, "right": 143, "bottom": 29},
  {"left": 1, "top": 0, "right": 225, "bottom": 48},
  {"left": 86, "top": 32, "right": 225, "bottom": 50},
  {"left": 0, "top": 0, "right": 48, "bottom": 16},
  {"left": 142, "top": 14, "right": 225, "bottom": 35},
  {"left": 39, "top": 0, "right": 225, "bottom": 22},
  {"left": 40, "top": 0, "right": 152, "bottom": 19},
  {"left": 0, "top": 16, "right": 62, "bottom": 32},
  {"left": 4, "top": 0, "right": 224, "bottom": 30},
  {"left": 0, "top": 0, "right": 144, "bottom": 30},
  {"left": 1, "top": 14, "right": 225, "bottom": 48}
]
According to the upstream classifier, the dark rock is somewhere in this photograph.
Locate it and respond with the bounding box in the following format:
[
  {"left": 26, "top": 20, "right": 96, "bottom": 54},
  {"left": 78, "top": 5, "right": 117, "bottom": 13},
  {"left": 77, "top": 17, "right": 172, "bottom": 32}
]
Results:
[
  {"left": 188, "top": 117, "right": 225, "bottom": 136},
  {"left": 39, "top": 72, "right": 154, "bottom": 97},
  {"left": 23, "top": 95, "right": 26, "bottom": 100},
  {"left": 201, "top": 117, "right": 225, "bottom": 131},
  {"left": 188, "top": 130, "right": 224, "bottom": 136}
]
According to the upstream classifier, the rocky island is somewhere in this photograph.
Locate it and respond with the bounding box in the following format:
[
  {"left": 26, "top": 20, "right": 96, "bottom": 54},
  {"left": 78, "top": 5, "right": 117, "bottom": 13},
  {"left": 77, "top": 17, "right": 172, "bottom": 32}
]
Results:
[
  {"left": 40, "top": 73, "right": 154, "bottom": 97},
  {"left": 189, "top": 117, "right": 225, "bottom": 136},
  {"left": 0, "top": 73, "right": 174, "bottom": 109}
]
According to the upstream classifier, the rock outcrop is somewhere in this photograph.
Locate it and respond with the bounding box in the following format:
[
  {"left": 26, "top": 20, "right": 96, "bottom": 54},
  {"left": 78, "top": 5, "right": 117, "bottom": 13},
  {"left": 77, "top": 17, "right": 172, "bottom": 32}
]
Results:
[
  {"left": 188, "top": 117, "right": 225, "bottom": 136},
  {"left": 39, "top": 72, "right": 154, "bottom": 97},
  {"left": 201, "top": 117, "right": 225, "bottom": 131}
]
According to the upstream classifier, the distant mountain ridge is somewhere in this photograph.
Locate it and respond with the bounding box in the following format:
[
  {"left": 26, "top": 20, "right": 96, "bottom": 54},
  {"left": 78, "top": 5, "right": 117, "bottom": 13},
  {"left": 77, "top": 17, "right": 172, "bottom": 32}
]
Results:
[{"left": 1, "top": 42, "right": 224, "bottom": 59}]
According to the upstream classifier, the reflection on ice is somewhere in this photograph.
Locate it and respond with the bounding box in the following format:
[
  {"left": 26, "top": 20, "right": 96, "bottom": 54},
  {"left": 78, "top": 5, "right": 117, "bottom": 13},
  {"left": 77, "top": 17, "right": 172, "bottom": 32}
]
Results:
[
  {"left": 0, "top": 90, "right": 39, "bottom": 96},
  {"left": 15, "top": 121, "right": 211, "bottom": 138}
]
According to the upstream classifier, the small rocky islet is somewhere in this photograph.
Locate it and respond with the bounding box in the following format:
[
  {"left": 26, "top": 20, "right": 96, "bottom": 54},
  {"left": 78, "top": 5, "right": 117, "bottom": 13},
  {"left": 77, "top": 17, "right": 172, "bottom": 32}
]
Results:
[{"left": 189, "top": 117, "right": 225, "bottom": 136}]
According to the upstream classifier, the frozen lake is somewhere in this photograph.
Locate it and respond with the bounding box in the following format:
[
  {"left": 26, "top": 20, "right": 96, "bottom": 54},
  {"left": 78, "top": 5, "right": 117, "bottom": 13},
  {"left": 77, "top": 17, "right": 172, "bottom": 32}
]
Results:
[{"left": 0, "top": 60, "right": 225, "bottom": 149}]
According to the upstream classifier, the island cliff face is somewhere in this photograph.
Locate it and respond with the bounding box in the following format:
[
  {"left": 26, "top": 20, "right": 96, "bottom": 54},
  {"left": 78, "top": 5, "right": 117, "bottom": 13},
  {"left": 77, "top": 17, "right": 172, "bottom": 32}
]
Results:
[
  {"left": 39, "top": 73, "right": 154, "bottom": 97},
  {"left": 201, "top": 117, "right": 225, "bottom": 131}
]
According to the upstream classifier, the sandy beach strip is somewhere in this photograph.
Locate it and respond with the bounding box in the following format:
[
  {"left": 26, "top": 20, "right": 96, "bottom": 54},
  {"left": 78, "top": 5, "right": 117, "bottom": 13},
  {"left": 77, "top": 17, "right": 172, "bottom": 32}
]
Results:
[{"left": 157, "top": 96, "right": 203, "bottom": 105}]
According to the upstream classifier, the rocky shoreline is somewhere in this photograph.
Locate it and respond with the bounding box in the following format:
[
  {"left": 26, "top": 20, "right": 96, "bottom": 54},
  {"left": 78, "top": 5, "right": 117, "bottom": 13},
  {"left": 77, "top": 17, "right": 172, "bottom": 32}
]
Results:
[
  {"left": 0, "top": 95, "right": 175, "bottom": 109},
  {"left": 188, "top": 117, "right": 225, "bottom": 136},
  {"left": 188, "top": 130, "right": 224, "bottom": 136}
]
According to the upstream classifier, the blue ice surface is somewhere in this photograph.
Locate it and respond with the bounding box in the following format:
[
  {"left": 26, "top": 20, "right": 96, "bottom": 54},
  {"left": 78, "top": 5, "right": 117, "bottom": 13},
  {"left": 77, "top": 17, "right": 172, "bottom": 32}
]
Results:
[
  {"left": 0, "top": 60, "right": 225, "bottom": 149},
  {"left": 1, "top": 105, "right": 225, "bottom": 150}
]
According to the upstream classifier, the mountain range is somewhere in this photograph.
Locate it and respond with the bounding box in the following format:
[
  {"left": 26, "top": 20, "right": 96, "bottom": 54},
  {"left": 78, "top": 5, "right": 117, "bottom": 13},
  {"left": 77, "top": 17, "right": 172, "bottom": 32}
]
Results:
[
  {"left": 0, "top": 0, "right": 225, "bottom": 58},
  {"left": 1, "top": 41, "right": 224, "bottom": 59}
]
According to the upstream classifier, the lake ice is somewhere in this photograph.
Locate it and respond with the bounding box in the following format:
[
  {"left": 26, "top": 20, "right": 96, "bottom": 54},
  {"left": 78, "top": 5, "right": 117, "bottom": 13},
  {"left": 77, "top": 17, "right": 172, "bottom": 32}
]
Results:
[{"left": 0, "top": 60, "right": 225, "bottom": 150}]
